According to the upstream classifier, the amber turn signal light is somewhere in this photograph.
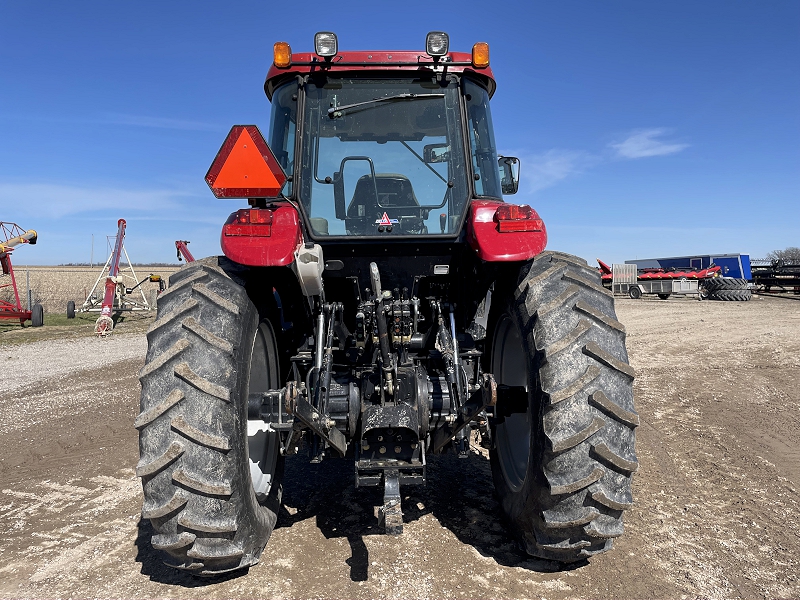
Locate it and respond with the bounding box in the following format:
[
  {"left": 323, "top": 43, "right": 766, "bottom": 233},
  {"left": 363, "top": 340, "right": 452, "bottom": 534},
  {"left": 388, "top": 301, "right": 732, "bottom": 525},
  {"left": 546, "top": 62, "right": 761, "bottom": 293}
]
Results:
[
  {"left": 273, "top": 41, "right": 292, "bottom": 68},
  {"left": 472, "top": 42, "right": 489, "bottom": 68}
]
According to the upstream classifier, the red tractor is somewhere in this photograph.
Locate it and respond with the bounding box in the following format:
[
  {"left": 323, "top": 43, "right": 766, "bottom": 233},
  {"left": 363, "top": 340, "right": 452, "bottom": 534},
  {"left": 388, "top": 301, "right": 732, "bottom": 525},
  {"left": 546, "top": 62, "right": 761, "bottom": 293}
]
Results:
[{"left": 137, "top": 32, "right": 638, "bottom": 576}]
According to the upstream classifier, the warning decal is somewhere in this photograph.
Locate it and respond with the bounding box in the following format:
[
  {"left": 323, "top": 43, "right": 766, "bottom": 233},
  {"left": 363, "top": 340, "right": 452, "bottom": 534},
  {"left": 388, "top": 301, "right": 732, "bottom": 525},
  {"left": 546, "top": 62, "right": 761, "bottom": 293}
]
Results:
[{"left": 375, "top": 212, "right": 399, "bottom": 226}]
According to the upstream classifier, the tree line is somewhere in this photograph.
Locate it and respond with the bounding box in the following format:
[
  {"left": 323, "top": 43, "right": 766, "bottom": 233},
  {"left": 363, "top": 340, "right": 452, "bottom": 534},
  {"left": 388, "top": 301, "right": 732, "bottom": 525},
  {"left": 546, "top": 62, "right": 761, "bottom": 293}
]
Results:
[{"left": 767, "top": 247, "right": 800, "bottom": 264}]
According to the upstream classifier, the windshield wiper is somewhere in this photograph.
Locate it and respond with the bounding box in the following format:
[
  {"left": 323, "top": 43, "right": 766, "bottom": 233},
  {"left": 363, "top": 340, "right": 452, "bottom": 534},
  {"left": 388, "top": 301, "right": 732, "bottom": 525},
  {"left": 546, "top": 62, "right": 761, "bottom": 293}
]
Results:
[{"left": 328, "top": 93, "right": 444, "bottom": 118}]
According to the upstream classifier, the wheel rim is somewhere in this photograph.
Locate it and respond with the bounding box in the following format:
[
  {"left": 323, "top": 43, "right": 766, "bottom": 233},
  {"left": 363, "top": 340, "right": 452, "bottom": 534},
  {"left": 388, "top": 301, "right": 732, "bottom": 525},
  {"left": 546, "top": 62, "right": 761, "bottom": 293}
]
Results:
[
  {"left": 247, "top": 319, "right": 280, "bottom": 500},
  {"left": 492, "top": 314, "right": 530, "bottom": 493}
]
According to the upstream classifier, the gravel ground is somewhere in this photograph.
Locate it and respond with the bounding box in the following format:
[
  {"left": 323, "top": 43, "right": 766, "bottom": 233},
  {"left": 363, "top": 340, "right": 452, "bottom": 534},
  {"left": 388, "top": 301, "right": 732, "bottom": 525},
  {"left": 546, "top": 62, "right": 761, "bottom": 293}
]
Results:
[
  {"left": 1, "top": 335, "right": 147, "bottom": 396},
  {"left": 0, "top": 294, "right": 798, "bottom": 599}
]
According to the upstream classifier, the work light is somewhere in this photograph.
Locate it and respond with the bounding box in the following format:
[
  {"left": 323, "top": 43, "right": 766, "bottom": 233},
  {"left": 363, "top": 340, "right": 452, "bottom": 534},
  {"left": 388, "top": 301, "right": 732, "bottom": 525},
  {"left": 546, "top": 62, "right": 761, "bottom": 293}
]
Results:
[
  {"left": 426, "top": 31, "right": 449, "bottom": 57},
  {"left": 315, "top": 32, "right": 338, "bottom": 57}
]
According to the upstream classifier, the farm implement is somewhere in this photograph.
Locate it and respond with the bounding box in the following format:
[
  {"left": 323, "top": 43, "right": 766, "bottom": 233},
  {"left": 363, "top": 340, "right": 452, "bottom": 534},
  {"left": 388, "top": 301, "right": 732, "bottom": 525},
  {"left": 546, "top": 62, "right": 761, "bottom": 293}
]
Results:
[
  {"left": 597, "top": 259, "right": 721, "bottom": 283},
  {"left": 598, "top": 259, "right": 750, "bottom": 300},
  {"left": 80, "top": 218, "right": 161, "bottom": 335},
  {"left": 750, "top": 259, "right": 800, "bottom": 294},
  {"left": 175, "top": 240, "right": 195, "bottom": 263},
  {"left": 0, "top": 221, "right": 42, "bottom": 326}
]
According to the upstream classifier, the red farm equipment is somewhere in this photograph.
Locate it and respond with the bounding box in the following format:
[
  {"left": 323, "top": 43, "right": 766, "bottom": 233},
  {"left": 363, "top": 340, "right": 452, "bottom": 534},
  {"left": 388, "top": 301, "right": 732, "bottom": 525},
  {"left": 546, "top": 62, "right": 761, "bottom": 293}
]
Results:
[
  {"left": 175, "top": 240, "right": 195, "bottom": 263},
  {"left": 0, "top": 222, "right": 42, "bottom": 326},
  {"left": 597, "top": 259, "right": 751, "bottom": 301},
  {"left": 81, "top": 219, "right": 161, "bottom": 335},
  {"left": 137, "top": 32, "right": 638, "bottom": 576}
]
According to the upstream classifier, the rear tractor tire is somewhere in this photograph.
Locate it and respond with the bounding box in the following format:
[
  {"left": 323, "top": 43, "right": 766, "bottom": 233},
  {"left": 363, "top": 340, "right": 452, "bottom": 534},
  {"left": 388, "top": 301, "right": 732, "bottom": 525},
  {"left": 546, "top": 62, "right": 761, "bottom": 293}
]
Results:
[
  {"left": 489, "top": 251, "right": 638, "bottom": 563},
  {"left": 137, "top": 256, "right": 284, "bottom": 576}
]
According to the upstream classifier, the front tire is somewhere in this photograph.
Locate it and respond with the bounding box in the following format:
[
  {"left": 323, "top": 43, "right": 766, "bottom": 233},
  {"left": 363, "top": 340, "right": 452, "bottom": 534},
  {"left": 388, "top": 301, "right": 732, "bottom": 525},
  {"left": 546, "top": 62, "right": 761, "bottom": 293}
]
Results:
[
  {"left": 489, "top": 251, "right": 638, "bottom": 562},
  {"left": 137, "top": 256, "right": 284, "bottom": 576}
]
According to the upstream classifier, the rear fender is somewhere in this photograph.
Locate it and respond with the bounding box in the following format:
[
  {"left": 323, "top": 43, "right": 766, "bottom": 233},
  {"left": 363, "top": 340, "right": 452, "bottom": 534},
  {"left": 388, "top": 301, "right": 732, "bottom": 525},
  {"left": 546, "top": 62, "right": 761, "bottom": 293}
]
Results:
[
  {"left": 220, "top": 204, "right": 302, "bottom": 267},
  {"left": 466, "top": 200, "right": 547, "bottom": 262}
]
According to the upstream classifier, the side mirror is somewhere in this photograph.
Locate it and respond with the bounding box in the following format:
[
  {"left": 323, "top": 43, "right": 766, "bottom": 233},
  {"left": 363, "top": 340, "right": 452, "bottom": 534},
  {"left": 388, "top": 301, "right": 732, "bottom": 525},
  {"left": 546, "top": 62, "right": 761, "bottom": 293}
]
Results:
[
  {"left": 498, "top": 156, "right": 520, "bottom": 195},
  {"left": 423, "top": 143, "right": 450, "bottom": 163}
]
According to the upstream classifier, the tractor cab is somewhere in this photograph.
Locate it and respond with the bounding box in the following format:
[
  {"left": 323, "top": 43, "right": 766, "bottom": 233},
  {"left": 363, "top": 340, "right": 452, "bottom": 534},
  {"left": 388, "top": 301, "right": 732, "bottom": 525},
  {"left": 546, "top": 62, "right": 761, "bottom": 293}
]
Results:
[
  {"left": 262, "top": 32, "right": 513, "bottom": 242},
  {"left": 269, "top": 73, "right": 501, "bottom": 239}
]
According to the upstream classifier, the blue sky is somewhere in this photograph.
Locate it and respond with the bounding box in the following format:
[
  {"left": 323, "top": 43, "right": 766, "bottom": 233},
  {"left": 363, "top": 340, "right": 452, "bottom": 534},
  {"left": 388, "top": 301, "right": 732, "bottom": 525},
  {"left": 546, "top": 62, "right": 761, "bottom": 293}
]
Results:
[{"left": 1, "top": 0, "right": 798, "bottom": 266}]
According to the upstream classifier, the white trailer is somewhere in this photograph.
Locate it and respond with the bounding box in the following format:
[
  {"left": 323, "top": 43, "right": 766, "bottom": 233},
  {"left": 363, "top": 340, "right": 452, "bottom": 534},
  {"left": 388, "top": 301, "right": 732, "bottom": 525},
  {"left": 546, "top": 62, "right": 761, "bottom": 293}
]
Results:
[{"left": 612, "top": 264, "right": 701, "bottom": 300}]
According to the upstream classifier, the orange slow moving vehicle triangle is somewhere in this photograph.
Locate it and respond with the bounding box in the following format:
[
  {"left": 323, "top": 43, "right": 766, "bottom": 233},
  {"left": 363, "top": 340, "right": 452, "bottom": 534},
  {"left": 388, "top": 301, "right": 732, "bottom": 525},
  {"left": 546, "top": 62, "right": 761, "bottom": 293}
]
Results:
[
  {"left": 206, "top": 125, "right": 287, "bottom": 198},
  {"left": 213, "top": 129, "right": 282, "bottom": 190}
]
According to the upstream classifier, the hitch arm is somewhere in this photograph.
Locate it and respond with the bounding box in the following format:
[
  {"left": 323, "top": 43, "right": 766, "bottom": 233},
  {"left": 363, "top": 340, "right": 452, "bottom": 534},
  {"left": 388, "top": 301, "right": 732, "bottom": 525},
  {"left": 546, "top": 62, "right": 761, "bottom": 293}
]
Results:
[
  {"left": 283, "top": 382, "right": 348, "bottom": 456},
  {"left": 431, "top": 373, "right": 496, "bottom": 454},
  {"left": 291, "top": 395, "right": 348, "bottom": 457},
  {"left": 314, "top": 303, "right": 341, "bottom": 416},
  {"left": 370, "top": 262, "right": 395, "bottom": 396},
  {"left": 285, "top": 303, "right": 348, "bottom": 458}
]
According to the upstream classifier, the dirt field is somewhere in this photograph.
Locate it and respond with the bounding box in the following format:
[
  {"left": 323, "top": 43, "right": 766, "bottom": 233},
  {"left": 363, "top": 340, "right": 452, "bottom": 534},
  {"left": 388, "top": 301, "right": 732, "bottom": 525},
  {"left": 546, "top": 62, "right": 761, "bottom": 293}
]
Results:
[{"left": 1, "top": 294, "right": 798, "bottom": 599}]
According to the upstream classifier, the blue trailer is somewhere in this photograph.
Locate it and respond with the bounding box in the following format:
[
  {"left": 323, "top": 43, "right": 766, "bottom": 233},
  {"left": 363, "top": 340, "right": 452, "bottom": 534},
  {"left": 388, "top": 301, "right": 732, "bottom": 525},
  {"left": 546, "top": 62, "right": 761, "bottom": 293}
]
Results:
[{"left": 626, "top": 253, "right": 752, "bottom": 280}]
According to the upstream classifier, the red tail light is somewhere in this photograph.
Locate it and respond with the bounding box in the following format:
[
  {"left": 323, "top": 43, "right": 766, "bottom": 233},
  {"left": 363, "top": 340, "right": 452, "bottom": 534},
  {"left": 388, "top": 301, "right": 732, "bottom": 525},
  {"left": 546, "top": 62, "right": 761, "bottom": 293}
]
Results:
[
  {"left": 248, "top": 209, "right": 272, "bottom": 224},
  {"left": 493, "top": 204, "right": 543, "bottom": 233},
  {"left": 224, "top": 209, "right": 273, "bottom": 236}
]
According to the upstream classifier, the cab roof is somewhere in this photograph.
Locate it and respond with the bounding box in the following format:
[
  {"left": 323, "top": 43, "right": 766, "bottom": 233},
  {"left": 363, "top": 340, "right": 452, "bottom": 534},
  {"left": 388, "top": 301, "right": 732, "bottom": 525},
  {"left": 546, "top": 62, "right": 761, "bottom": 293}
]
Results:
[{"left": 265, "top": 51, "right": 496, "bottom": 100}]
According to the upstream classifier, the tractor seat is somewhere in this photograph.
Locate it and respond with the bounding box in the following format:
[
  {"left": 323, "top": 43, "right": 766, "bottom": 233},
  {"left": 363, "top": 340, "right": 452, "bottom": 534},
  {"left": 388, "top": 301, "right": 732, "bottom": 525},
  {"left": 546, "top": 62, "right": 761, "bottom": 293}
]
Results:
[{"left": 347, "top": 173, "right": 420, "bottom": 219}]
